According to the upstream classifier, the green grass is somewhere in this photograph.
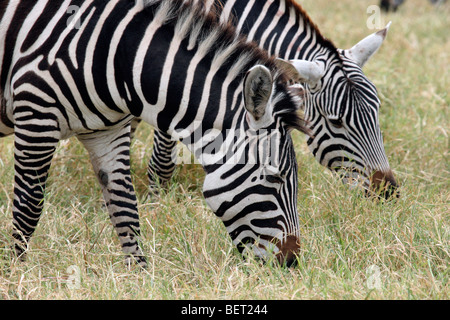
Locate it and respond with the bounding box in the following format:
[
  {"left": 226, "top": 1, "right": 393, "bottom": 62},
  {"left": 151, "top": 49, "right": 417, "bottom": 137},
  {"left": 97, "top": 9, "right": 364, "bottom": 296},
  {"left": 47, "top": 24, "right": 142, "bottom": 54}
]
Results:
[{"left": 0, "top": 0, "right": 448, "bottom": 299}]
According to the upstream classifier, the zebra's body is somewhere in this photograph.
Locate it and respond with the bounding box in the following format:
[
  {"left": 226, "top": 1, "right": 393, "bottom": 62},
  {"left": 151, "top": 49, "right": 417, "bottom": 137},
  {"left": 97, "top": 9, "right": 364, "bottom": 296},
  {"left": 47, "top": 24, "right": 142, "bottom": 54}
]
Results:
[
  {"left": 0, "top": 0, "right": 308, "bottom": 266},
  {"left": 147, "top": 0, "right": 398, "bottom": 198}
]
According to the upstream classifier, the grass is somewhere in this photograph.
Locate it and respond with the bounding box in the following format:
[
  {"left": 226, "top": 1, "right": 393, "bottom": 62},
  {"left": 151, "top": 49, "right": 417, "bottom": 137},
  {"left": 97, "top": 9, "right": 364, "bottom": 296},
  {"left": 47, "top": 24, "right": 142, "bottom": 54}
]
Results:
[{"left": 0, "top": 0, "right": 448, "bottom": 299}]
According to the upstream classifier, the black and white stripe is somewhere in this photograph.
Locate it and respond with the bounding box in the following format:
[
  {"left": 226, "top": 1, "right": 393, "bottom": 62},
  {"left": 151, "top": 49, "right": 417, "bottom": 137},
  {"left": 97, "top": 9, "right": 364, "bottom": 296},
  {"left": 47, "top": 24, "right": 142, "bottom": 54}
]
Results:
[
  {"left": 0, "top": 0, "right": 308, "bottom": 266},
  {"left": 147, "top": 0, "right": 398, "bottom": 199}
]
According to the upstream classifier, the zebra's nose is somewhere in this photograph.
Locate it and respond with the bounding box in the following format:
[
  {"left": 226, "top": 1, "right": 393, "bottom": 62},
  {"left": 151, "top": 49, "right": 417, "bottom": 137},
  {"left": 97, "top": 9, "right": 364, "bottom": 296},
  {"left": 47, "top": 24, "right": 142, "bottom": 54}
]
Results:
[
  {"left": 276, "top": 235, "right": 301, "bottom": 267},
  {"left": 370, "top": 170, "right": 399, "bottom": 199}
]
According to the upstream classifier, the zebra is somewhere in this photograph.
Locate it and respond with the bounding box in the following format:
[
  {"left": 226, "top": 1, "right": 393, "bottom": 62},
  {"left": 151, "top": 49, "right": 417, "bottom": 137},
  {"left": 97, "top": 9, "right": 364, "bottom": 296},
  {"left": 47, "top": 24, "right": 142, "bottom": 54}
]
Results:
[
  {"left": 0, "top": 0, "right": 310, "bottom": 266},
  {"left": 380, "top": 0, "right": 448, "bottom": 11},
  {"left": 143, "top": 0, "right": 399, "bottom": 200},
  {"left": 380, "top": 0, "right": 405, "bottom": 12}
]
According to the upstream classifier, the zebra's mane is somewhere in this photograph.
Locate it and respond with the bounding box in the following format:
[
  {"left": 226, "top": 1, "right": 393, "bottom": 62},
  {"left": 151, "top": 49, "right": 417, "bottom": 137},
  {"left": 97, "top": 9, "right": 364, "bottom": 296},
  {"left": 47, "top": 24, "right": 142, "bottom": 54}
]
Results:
[
  {"left": 138, "top": 0, "right": 307, "bottom": 134},
  {"left": 284, "top": 0, "right": 342, "bottom": 63}
]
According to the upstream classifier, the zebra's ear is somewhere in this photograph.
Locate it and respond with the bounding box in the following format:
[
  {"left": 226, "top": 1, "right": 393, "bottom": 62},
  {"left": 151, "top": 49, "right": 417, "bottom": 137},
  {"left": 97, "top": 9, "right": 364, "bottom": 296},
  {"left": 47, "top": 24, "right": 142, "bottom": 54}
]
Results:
[
  {"left": 275, "top": 58, "right": 302, "bottom": 83},
  {"left": 289, "top": 59, "right": 325, "bottom": 85},
  {"left": 243, "top": 65, "right": 273, "bottom": 125},
  {"left": 344, "top": 21, "right": 391, "bottom": 68}
]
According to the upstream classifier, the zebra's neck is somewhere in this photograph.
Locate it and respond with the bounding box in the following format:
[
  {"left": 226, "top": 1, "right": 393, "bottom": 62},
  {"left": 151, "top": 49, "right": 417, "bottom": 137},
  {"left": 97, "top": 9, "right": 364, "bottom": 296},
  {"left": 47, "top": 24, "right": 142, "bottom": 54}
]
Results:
[{"left": 217, "top": 0, "right": 339, "bottom": 61}]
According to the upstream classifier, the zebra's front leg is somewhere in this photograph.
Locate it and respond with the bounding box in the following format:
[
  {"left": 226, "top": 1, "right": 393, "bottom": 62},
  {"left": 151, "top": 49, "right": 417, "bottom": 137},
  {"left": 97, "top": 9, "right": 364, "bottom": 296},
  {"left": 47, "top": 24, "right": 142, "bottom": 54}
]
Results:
[
  {"left": 12, "top": 114, "right": 59, "bottom": 259},
  {"left": 148, "top": 130, "right": 177, "bottom": 195},
  {"left": 77, "top": 126, "right": 146, "bottom": 268}
]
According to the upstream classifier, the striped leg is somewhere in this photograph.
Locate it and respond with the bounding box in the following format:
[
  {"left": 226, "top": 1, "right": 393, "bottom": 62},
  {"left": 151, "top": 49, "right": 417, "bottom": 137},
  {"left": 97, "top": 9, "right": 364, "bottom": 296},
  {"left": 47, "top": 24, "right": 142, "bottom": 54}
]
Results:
[
  {"left": 12, "top": 111, "right": 59, "bottom": 258},
  {"left": 147, "top": 130, "right": 177, "bottom": 194},
  {"left": 130, "top": 118, "right": 177, "bottom": 195},
  {"left": 77, "top": 125, "right": 146, "bottom": 267}
]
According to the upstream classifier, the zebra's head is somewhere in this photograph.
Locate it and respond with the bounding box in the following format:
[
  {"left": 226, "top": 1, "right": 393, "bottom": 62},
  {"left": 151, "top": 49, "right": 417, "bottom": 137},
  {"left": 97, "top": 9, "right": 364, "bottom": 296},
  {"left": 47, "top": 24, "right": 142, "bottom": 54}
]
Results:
[
  {"left": 285, "top": 24, "right": 398, "bottom": 199},
  {"left": 202, "top": 65, "right": 307, "bottom": 266}
]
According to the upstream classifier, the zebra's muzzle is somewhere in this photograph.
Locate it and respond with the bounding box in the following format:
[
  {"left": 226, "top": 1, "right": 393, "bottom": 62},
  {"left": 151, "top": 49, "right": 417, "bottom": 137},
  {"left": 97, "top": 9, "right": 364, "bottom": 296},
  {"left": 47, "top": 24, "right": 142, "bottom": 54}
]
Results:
[
  {"left": 275, "top": 235, "right": 301, "bottom": 267},
  {"left": 369, "top": 170, "right": 399, "bottom": 199},
  {"left": 245, "top": 235, "right": 301, "bottom": 267}
]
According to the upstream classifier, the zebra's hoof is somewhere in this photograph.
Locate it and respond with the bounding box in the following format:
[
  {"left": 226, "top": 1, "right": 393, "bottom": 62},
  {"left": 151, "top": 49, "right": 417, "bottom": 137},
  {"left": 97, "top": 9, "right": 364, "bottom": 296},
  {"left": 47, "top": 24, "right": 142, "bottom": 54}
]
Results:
[
  {"left": 12, "top": 244, "right": 28, "bottom": 262},
  {"left": 125, "top": 255, "right": 148, "bottom": 270}
]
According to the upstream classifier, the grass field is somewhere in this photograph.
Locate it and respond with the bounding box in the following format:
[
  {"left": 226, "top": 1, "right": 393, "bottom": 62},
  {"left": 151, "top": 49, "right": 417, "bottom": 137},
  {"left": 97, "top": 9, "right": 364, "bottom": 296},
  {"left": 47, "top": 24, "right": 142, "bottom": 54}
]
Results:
[{"left": 0, "top": 0, "right": 448, "bottom": 300}]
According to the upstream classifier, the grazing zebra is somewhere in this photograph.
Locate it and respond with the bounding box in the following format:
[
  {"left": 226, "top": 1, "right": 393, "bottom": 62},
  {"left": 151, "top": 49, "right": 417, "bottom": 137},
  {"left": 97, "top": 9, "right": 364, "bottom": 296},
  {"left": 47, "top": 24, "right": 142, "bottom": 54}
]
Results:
[
  {"left": 380, "top": 0, "right": 405, "bottom": 12},
  {"left": 0, "top": 0, "right": 310, "bottom": 266},
  {"left": 144, "top": 0, "right": 399, "bottom": 199},
  {"left": 380, "top": 0, "right": 447, "bottom": 12}
]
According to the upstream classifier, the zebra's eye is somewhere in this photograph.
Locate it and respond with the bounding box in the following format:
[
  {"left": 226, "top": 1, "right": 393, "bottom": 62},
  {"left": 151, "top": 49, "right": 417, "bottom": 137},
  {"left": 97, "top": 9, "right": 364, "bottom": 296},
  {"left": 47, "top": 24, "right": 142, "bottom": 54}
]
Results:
[
  {"left": 329, "top": 118, "right": 343, "bottom": 129},
  {"left": 266, "top": 174, "right": 284, "bottom": 184}
]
